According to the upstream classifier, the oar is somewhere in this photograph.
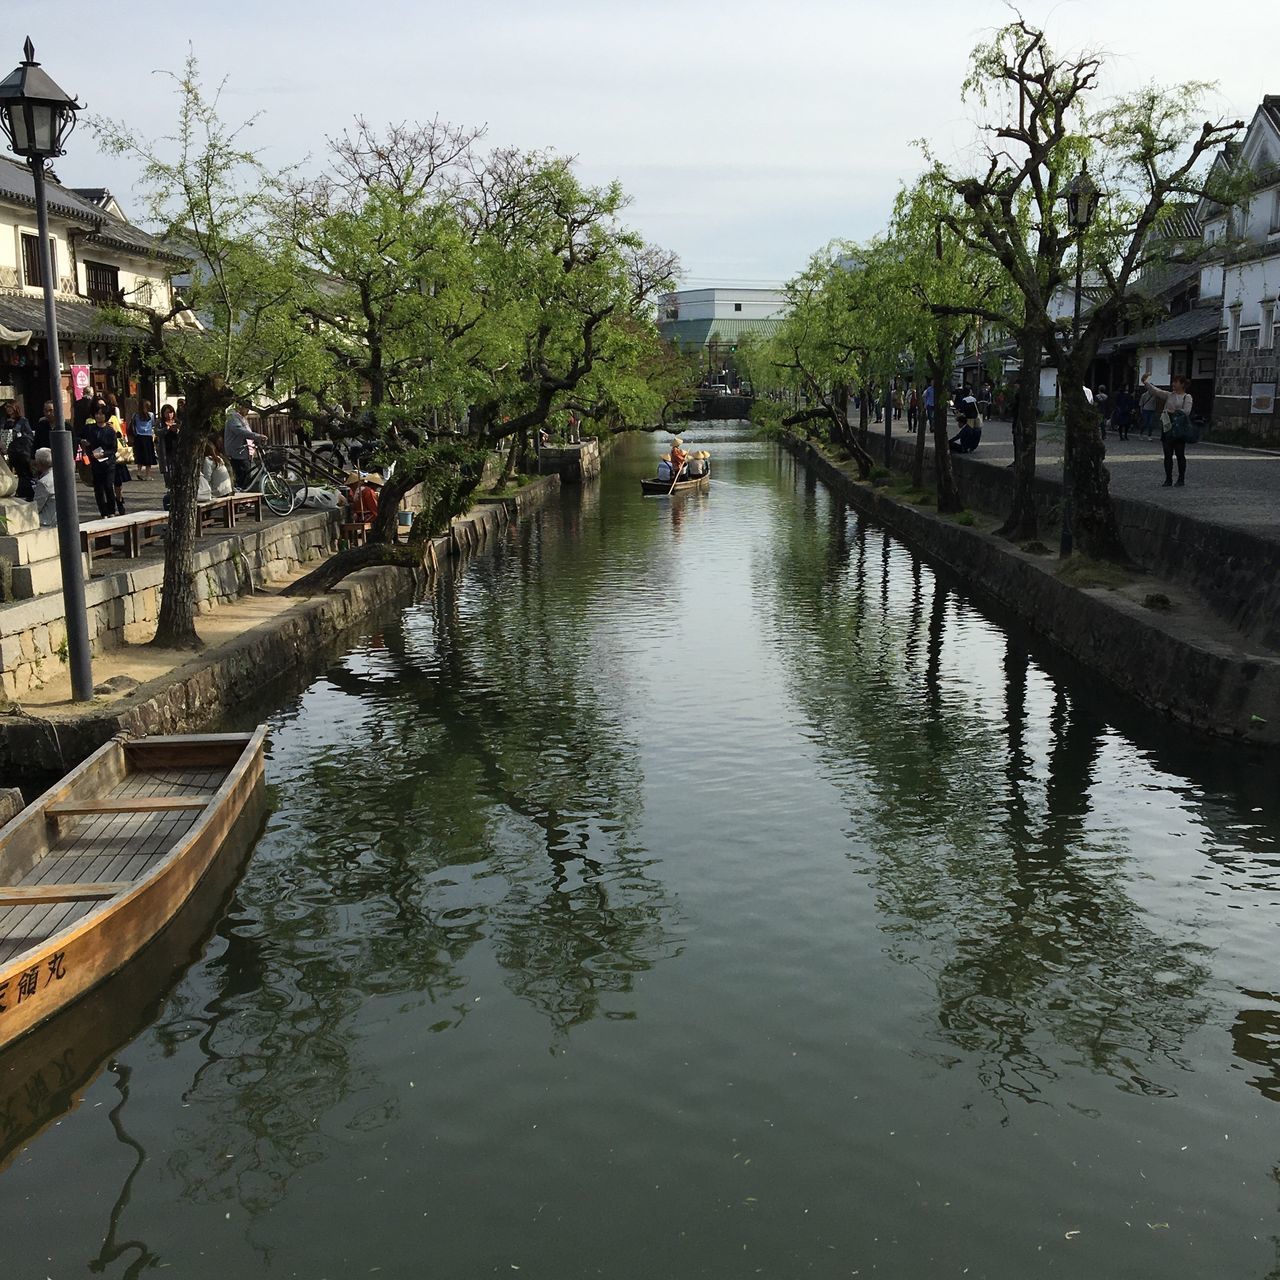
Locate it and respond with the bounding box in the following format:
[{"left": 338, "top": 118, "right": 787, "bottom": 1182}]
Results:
[{"left": 666, "top": 460, "right": 687, "bottom": 496}]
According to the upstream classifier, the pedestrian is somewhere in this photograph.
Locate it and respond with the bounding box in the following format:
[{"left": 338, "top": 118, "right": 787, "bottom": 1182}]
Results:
[
  {"left": 907, "top": 385, "right": 919, "bottom": 432},
  {"left": 1093, "top": 385, "right": 1109, "bottom": 436},
  {"left": 129, "top": 398, "right": 158, "bottom": 479},
  {"left": 4, "top": 400, "right": 35, "bottom": 500},
  {"left": 1111, "top": 385, "right": 1135, "bottom": 441},
  {"left": 1141, "top": 372, "right": 1194, "bottom": 487},
  {"left": 893, "top": 384, "right": 904, "bottom": 420},
  {"left": 922, "top": 381, "right": 935, "bottom": 435},
  {"left": 35, "top": 400, "right": 54, "bottom": 452},
  {"left": 81, "top": 404, "right": 119, "bottom": 518},
  {"left": 566, "top": 410, "right": 581, "bottom": 444},
  {"left": 109, "top": 408, "right": 132, "bottom": 513},
  {"left": 30, "top": 447, "right": 56, "bottom": 527},
  {"left": 159, "top": 403, "right": 179, "bottom": 482},
  {"left": 224, "top": 399, "right": 267, "bottom": 489},
  {"left": 1139, "top": 383, "right": 1157, "bottom": 439}
]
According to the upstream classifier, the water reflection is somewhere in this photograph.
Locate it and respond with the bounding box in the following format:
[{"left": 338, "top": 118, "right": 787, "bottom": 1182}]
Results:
[{"left": 764, "top": 463, "right": 1217, "bottom": 1105}]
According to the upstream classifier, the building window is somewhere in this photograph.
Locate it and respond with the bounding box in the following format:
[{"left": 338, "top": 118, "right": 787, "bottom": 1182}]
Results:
[
  {"left": 1271, "top": 189, "right": 1280, "bottom": 235},
  {"left": 1228, "top": 307, "right": 1242, "bottom": 352},
  {"left": 84, "top": 260, "right": 120, "bottom": 304},
  {"left": 733, "top": 302, "right": 742, "bottom": 312},
  {"left": 21, "top": 233, "right": 55, "bottom": 288},
  {"left": 1263, "top": 304, "right": 1276, "bottom": 351}
]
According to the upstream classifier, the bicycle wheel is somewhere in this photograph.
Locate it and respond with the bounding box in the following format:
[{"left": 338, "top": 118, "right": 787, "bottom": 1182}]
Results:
[{"left": 260, "top": 467, "right": 296, "bottom": 517}]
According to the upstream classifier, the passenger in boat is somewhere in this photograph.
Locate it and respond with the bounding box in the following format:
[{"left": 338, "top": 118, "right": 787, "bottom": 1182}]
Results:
[{"left": 656, "top": 454, "right": 673, "bottom": 483}]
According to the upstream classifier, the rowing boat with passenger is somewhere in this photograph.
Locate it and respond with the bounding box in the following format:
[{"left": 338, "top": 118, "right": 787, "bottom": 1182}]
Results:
[{"left": 0, "top": 729, "right": 267, "bottom": 1050}]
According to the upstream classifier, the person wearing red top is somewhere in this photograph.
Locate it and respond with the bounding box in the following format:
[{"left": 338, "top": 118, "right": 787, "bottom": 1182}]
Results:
[
  {"left": 345, "top": 471, "right": 380, "bottom": 522},
  {"left": 670, "top": 437, "right": 688, "bottom": 478}
]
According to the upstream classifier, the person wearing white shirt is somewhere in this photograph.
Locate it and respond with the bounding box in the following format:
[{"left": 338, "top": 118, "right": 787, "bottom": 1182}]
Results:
[
  {"left": 30, "top": 448, "right": 57, "bottom": 527},
  {"left": 1141, "top": 373, "right": 1193, "bottom": 487}
]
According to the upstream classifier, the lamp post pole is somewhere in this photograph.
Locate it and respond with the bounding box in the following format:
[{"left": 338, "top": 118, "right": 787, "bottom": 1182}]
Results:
[
  {"left": 1059, "top": 246, "right": 1083, "bottom": 559},
  {"left": 0, "top": 39, "right": 92, "bottom": 698},
  {"left": 31, "top": 159, "right": 93, "bottom": 698}
]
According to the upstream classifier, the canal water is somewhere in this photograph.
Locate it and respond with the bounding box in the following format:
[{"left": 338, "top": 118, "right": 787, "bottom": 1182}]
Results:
[{"left": 3, "top": 428, "right": 1280, "bottom": 1279}]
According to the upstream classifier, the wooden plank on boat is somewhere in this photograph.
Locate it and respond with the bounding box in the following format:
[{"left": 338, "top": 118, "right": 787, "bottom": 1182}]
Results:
[
  {"left": 46, "top": 795, "right": 213, "bottom": 817},
  {"left": 0, "top": 882, "right": 130, "bottom": 906}
]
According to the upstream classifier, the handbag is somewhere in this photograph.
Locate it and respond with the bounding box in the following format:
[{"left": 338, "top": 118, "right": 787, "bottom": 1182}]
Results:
[
  {"left": 116, "top": 441, "right": 135, "bottom": 464},
  {"left": 1169, "top": 410, "right": 1195, "bottom": 442}
]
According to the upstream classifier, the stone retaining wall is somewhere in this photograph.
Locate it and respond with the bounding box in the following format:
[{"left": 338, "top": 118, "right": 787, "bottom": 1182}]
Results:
[
  {"left": 0, "top": 512, "right": 334, "bottom": 700},
  {"left": 792, "top": 438, "right": 1280, "bottom": 745},
  {"left": 0, "top": 494, "right": 519, "bottom": 780},
  {"left": 890, "top": 438, "right": 1280, "bottom": 649}
]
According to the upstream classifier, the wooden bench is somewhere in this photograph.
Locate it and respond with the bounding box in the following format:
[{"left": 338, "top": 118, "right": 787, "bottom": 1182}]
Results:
[
  {"left": 79, "top": 510, "right": 171, "bottom": 569},
  {"left": 197, "top": 496, "right": 235, "bottom": 532},
  {"left": 229, "top": 492, "right": 264, "bottom": 524}
]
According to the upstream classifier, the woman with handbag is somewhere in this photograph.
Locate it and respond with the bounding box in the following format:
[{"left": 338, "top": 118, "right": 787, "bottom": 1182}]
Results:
[
  {"left": 102, "top": 399, "right": 133, "bottom": 514},
  {"left": 130, "top": 398, "right": 157, "bottom": 479},
  {"left": 1141, "top": 373, "right": 1193, "bottom": 487},
  {"left": 81, "top": 404, "right": 120, "bottom": 518}
]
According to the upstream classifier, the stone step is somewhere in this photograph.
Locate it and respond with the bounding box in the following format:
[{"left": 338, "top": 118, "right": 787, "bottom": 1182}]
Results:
[
  {"left": 0, "top": 525, "right": 61, "bottom": 566},
  {"left": 9, "top": 551, "right": 90, "bottom": 600},
  {"left": 0, "top": 498, "right": 39, "bottom": 536}
]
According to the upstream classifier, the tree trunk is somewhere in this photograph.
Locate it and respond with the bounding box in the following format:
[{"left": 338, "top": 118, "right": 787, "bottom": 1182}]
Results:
[
  {"left": 857, "top": 385, "right": 869, "bottom": 448},
  {"left": 911, "top": 389, "right": 928, "bottom": 490},
  {"left": 1061, "top": 376, "right": 1127, "bottom": 562},
  {"left": 150, "top": 378, "right": 231, "bottom": 649},
  {"left": 930, "top": 363, "right": 962, "bottom": 514},
  {"left": 998, "top": 326, "right": 1043, "bottom": 541}
]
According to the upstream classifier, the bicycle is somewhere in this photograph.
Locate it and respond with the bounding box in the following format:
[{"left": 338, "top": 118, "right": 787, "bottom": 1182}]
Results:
[{"left": 240, "top": 439, "right": 302, "bottom": 516}]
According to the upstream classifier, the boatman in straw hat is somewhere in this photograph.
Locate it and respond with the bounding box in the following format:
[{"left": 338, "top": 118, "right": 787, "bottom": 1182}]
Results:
[{"left": 670, "top": 437, "right": 688, "bottom": 480}]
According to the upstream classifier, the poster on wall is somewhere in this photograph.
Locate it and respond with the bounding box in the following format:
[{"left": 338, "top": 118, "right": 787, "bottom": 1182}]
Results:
[
  {"left": 1250, "top": 383, "right": 1276, "bottom": 415},
  {"left": 71, "top": 364, "right": 91, "bottom": 399}
]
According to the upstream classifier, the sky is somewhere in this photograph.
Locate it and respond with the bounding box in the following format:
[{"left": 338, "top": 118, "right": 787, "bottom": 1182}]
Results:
[{"left": 11, "top": 0, "right": 1275, "bottom": 289}]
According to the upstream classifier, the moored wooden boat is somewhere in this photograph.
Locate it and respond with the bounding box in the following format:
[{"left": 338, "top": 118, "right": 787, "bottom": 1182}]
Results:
[
  {"left": 640, "top": 472, "right": 711, "bottom": 495},
  {"left": 0, "top": 729, "right": 267, "bottom": 1051}
]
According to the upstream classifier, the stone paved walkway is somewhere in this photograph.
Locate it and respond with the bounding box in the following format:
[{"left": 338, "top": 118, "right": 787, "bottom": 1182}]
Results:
[{"left": 887, "top": 415, "right": 1280, "bottom": 542}]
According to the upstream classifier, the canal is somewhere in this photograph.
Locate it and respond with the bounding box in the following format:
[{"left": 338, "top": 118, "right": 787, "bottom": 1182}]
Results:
[{"left": 3, "top": 427, "right": 1280, "bottom": 1278}]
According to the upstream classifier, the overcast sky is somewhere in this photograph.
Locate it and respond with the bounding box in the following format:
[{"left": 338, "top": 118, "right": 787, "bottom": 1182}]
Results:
[{"left": 11, "top": 1, "right": 1274, "bottom": 289}]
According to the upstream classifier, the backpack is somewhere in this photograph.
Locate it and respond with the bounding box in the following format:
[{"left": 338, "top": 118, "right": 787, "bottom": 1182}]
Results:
[{"left": 7, "top": 421, "right": 33, "bottom": 462}]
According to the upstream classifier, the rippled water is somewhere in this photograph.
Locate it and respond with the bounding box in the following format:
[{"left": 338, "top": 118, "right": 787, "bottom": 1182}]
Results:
[{"left": 3, "top": 428, "right": 1280, "bottom": 1279}]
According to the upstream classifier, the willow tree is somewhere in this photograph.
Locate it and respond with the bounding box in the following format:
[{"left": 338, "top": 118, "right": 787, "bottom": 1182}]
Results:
[
  {"left": 93, "top": 57, "right": 313, "bottom": 648},
  {"left": 936, "top": 17, "right": 1243, "bottom": 559},
  {"left": 765, "top": 244, "right": 884, "bottom": 477},
  {"left": 282, "top": 131, "right": 679, "bottom": 593}
]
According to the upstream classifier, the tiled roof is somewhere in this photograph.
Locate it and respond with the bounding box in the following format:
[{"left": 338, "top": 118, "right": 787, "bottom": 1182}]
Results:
[
  {"left": 660, "top": 317, "right": 785, "bottom": 346},
  {"left": 1109, "top": 307, "right": 1221, "bottom": 352},
  {"left": 0, "top": 291, "right": 150, "bottom": 342},
  {"left": 0, "top": 158, "right": 187, "bottom": 265},
  {"left": 1147, "top": 202, "right": 1201, "bottom": 241}
]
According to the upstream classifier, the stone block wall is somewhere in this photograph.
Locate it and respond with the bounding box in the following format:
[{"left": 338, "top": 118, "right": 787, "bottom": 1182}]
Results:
[
  {"left": 0, "top": 511, "right": 335, "bottom": 700},
  {"left": 1211, "top": 331, "right": 1280, "bottom": 444}
]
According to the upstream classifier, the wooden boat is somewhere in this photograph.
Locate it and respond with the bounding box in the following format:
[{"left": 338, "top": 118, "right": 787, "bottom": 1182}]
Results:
[
  {"left": 640, "top": 472, "right": 710, "bottom": 495},
  {"left": 0, "top": 729, "right": 267, "bottom": 1051}
]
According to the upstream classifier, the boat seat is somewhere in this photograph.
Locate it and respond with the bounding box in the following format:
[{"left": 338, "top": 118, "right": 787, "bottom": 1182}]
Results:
[
  {"left": 0, "top": 882, "right": 130, "bottom": 906},
  {"left": 46, "top": 795, "right": 213, "bottom": 817}
]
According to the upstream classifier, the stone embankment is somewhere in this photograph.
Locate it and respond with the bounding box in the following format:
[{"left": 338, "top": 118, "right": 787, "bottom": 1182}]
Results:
[
  {"left": 0, "top": 470, "right": 565, "bottom": 780},
  {"left": 787, "top": 436, "right": 1280, "bottom": 746}
]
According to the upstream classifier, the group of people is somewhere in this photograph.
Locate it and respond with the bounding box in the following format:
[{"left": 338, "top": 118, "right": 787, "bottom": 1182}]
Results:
[
  {"left": 1086, "top": 376, "right": 1196, "bottom": 486},
  {"left": 656, "top": 437, "right": 711, "bottom": 483}
]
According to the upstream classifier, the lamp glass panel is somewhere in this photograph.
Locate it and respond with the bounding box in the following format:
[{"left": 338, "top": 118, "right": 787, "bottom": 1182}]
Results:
[
  {"left": 29, "top": 102, "right": 57, "bottom": 154},
  {"left": 8, "top": 104, "right": 32, "bottom": 153}
]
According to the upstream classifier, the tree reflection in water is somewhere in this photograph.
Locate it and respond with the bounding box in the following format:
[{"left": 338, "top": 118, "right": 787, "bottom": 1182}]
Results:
[
  {"left": 763, "top": 476, "right": 1214, "bottom": 1108},
  {"left": 146, "top": 508, "right": 679, "bottom": 1217}
]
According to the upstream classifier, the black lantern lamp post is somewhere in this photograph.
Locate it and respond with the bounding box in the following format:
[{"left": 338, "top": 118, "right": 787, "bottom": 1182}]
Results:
[
  {"left": 0, "top": 38, "right": 93, "bottom": 699},
  {"left": 1059, "top": 162, "right": 1099, "bottom": 559}
]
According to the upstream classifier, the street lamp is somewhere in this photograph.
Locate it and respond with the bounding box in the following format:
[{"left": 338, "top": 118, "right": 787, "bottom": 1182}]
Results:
[
  {"left": 0, "top": 38, "right": 93, "bottom": 699},
  {"left": 1059, "top": 162, "right": 1098, "bottom": 559}
]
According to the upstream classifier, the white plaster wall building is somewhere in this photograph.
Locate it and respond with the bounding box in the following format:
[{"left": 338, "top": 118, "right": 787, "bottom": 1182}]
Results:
[
  {"left": 1198, "top": 97, "right": 1280, "bottom": 441},
  {"left": 0, "top": 156, "right": 191, "bottom": 420}
]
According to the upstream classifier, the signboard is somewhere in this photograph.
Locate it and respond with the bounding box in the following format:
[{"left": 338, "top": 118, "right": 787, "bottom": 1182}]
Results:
[
  {"left": 71, "top": 364, "right": 91, "bottom": 399},
  {"left": 1250, "top": 383, "right": 1276, "bottom": 415}
]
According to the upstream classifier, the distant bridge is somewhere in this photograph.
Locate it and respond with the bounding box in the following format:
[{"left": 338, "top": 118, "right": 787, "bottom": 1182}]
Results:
[{"left": 679, "top": 391, "right": 754, "bottom": 421}]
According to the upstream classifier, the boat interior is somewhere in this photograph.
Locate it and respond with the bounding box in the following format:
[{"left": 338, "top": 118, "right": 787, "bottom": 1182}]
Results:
[{"left": 0, "top": 738, "right": 244, "bottom": 968}]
